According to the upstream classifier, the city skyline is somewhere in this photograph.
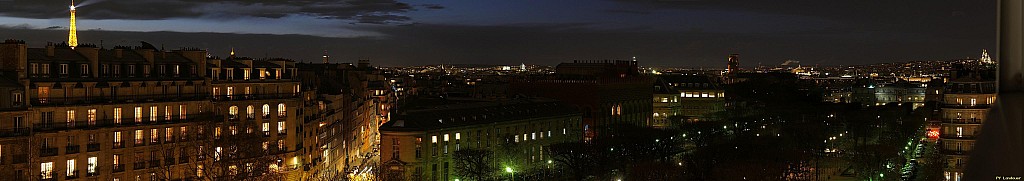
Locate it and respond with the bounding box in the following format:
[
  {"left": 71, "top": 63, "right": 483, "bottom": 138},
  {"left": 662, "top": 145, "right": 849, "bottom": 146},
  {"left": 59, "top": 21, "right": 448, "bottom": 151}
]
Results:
[{"left": 0, "top": 0, "right": 996, "bottom": 67}]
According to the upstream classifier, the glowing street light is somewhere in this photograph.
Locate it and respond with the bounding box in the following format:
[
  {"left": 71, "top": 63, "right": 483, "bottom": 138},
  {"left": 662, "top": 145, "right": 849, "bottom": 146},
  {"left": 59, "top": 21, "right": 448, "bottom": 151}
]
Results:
[{"left": 505, "top": 167, "right": 514, "bottom": 181}]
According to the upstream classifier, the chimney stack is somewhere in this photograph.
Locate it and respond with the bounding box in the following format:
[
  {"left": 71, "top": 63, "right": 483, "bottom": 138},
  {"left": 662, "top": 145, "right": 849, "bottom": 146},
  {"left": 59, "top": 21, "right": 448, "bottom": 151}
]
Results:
[{"left": 46, "top": 43, "right": 55, "bottom": 57}]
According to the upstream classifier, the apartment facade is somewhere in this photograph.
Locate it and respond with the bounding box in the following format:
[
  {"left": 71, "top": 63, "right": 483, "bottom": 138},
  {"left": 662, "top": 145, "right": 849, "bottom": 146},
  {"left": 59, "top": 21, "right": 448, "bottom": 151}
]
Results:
[
  {"left": 0, "top": 40, "right": 325, "bottom": 181},
  {"left": 379, "top": 100, "right": 582, "bottom": 181},
  {"left": 939, "top": 70, "right": 996, "bottom": 181}
]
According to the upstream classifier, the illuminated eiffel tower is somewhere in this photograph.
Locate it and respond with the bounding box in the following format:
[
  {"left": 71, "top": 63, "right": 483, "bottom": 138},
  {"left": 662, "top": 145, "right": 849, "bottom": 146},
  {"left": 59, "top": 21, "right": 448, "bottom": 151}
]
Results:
[{"left": 68, "top": 0, "right": 78, "bottom": 48}]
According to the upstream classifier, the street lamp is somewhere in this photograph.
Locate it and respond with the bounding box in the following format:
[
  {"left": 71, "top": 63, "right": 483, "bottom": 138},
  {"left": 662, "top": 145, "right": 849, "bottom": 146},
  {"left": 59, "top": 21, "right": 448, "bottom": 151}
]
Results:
[{"left": 505, "top": 167, "right": 514, "bottom": 181}]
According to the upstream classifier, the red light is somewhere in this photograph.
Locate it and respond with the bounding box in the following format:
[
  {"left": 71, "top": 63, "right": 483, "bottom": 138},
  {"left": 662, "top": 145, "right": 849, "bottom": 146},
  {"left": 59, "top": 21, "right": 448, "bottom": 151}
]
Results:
[{"left": 927, "top": 130, "right": 940, "bottom": 139}]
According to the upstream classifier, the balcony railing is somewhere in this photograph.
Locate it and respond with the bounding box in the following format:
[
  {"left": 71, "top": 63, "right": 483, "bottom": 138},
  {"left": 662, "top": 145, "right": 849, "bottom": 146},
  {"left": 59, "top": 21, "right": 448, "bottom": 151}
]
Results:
[
  {"left": 179, "top": 156, "right": 189, "bottom": 164},
  {"left": 941, "top": 149, "right": 972, "bottom": 155},
  {"left": 943, "top": 118, "right": 983, "bottom": 124},
  {"left": 149, "top": 160, "right": 160, "bottom": 168},
  {"left": 943, "top": 104, "right": 991, "bottom": 109},
  {"left": 33, "top": 113, "right": 220, "bottom": 132},
  {"left": 212, "top": 93, "right": 299, "bottom": 101},
  {"left": 165, "top": 158, "right": 175, "bottom": 165},
  {"left": 32, "top": 94, "right": 209, "bottom": 106},
  {"left": 133, "top": 162, "right": 145, "bottom": 169},
  {"left": 65, "top": 145, "right": 80, "bottom": 154},
  {"left": 87, "top": 143, "right": 100, "bottom": 152},
  {"left": 941, "top": 135, "right": 979, "bottom": 140},
  {"left": 112, "top": 164, "right": 125, "bottom": 173},
  {"left": 65, "top": 171, "right": 79, "bottom": 180},
  {"left": 113, "top": 142, "right": 125, "bottom": 149},
  {"left": 40, "top": 147, "right": 58, "bottom": 157},
  {"left": 0, "top": 127, "right": 30, "bottom": 137}
]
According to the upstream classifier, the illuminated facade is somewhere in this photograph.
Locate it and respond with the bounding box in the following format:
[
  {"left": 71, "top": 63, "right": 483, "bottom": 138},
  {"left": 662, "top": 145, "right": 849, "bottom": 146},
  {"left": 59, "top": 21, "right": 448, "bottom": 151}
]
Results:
[
  {"left": 295, "top": 62, "right": 396, "bottom": 179},
  {"left": 378, "top": 100, "right": 582, "bottom": 181},
  {"left": 658, "top": 75, "right": 725, "bottom": 123},
  {"left": 0, "top": 40, "right": 327, "bottom": 180},
  {"left": 938, "top": 70, "right": 996, "bottom": 181},
  {"left": 851, "top": 80, "right": 927, "bottom": 109}
]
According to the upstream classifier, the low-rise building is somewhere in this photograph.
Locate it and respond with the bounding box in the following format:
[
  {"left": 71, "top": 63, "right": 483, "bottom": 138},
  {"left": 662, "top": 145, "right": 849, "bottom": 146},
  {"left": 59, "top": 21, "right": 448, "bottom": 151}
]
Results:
[{"left": 379, "top": 99, "right": 582, "bottom": 181}]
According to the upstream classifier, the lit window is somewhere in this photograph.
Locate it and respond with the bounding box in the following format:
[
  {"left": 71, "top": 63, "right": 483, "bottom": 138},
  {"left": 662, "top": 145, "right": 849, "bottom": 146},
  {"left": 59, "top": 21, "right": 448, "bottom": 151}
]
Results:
[
  {"left": 87, "top": 109, "right": 96, "bottom": 125},
  {"left": 180, "top": 105, "right": 187, "bottom": 120},
  {"left": 135, "top": 130, "right": 143, "bottom": 144},
  {"left": 278, "top": 121, "right": 285, "bottom": 133},
  {"left": 247, "top": 105, "right": 254, "bottom": 119},
  {"left": 165, "top": 127, "right": 173, "bottom": 142},
  {"left": 278, "top": 103, "right": 286, "bottom": 117},
  {"left": 66, "top": 159, "right": 76, "bottom": 177},
  {"left": 215, "top": 127, "right": 222, "bottom": 138},
  {"left": 229, "top": 106, "right": 239, "bottom": 118},
  {"left": 165, "top": 105, "right": 172, "bottom": 121},
  {"left": 149, "top": 106, "right": 157, "bottom": 122},
  {"left": 113, "top": 131, "right": 122, "bottom": 146},
  {"left": 66, "top": 110, "right": 75, "bottom": 125},
  {"left": 87, "top": 157, "right": 97, "bottom": 174},
  {"left": 151, "top": 128, "right": 159, "bottom": 143},
  {"left": 41, "top": 162, "right": 53, "bottom": 179},
  {"left": 262, "top": 104, "right": 270, "bottom": 117},
  {"left": 214, "top": 147, "right": 222, "bottom": 161}
]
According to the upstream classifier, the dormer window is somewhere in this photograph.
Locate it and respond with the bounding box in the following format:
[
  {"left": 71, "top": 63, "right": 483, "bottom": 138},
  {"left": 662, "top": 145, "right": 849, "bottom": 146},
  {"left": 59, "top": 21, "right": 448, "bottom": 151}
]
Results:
[
  {"left": 243, "top": 69, "right": 251, "bottom": 80},
  {"left": 80, "top": 64, "right": 89, "bottom": 77},
  {"left": 40, "top": 63, "right": 49, "bottom": 76},
  {"left": 159, "top": 65, "right": 166, "bottom": 76},
  {"left": 174, "top": 65, "right": 180, "bottom": 77},
  {"left": 30, "top": 63, "right": 38, "bottom": 76},
  {"left": 12, "top": 92, "right": 22, "bottom": 106},
  {"left": 59, "top": 64, "right": 68, "bottom": 75},
  {"left": 226, "top": 69, "right": 234, "bottom": 80},
  {"left": 128, "top": 65, "right": 135, "bottom": 77}
]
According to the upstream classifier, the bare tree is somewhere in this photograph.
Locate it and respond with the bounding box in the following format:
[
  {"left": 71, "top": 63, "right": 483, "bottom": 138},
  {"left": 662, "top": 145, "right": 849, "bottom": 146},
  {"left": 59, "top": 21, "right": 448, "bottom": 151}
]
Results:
[
  {"left": 167, "top": 121, "right": 287, "bottom": 181},
  {"left": 452, "top": 149, "right": 495, "bottom": 181},
  {"left": 0, "top": 137, "right": 38, "bottom": 181}
]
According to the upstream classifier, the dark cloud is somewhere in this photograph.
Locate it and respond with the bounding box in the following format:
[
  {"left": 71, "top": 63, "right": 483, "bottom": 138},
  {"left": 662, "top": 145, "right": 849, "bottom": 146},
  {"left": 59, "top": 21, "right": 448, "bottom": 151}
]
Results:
[
  {"left": 609, "top": 0, "right": 996, "bottom": 37},
  {"left": 0, "top": 19, "right": 993, "bottom": 67},
  {"left": 421, "top": 4, "right": 444, "bottom": 10},
  {"left": 604, "top": 9, "right": 652, "bottom": 15},
  {"left": 0, "top": 0, "right": 428, "bottom": 24},
  {"left": 0, "top": 23, "right": 36, "bottom": 29}
]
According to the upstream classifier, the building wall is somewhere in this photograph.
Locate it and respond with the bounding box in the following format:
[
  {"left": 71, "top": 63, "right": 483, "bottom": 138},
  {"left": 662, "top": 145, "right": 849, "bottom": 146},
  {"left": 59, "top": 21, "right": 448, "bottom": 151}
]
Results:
[
  {"left": 939, "top": 81, "right": 996, "bottom": 181},
  {"left": 380, "top": 114, "right": 582, "bottom": 181},
  {"left": 0, "top": 42, "right": 337, "bottom": 181}
]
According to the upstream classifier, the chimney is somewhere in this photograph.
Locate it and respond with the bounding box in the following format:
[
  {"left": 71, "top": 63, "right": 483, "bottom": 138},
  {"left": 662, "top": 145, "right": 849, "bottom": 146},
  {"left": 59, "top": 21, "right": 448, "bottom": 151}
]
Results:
[
  {"left": 46, "top": 43, "right": 55, "bottom": 57},
  {"left": 136, "top": 49, "right": 154, "bottom": 64},
  {"left": 0, "top": 40, "right": 28, "bottom": 78}
]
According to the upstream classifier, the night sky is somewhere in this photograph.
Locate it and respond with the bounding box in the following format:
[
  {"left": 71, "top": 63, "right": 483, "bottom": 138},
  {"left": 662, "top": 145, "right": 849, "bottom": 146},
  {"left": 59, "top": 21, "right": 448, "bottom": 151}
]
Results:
[{"left": 0, "top": 0, "right": 996, "bottom": 67}]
